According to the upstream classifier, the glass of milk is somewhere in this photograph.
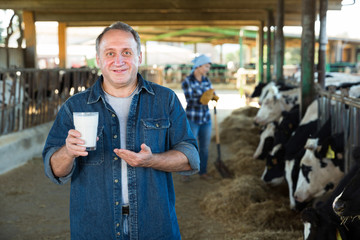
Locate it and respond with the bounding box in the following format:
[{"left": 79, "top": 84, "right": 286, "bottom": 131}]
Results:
[{"left": 73, "top": 112, "right": 99, "bottom": 151}]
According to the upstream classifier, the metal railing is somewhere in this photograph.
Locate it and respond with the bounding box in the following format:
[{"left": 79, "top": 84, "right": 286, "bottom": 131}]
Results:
[
  {"left": 0, "top": 68, "right": 99, "bottom": 136},
  {"left": 316, "top": 85, "right": 360, "bottom": 173}
]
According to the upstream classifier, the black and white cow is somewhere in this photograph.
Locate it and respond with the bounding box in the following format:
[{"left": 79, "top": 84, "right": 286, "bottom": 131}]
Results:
[
  {"left": 294, "top": 132, "right": 345, "bottom": 203},
  {"left": 301, "top": 164, "right": 360, "bottom": 240},
  {"left": 261, "top": 105, "right": 300, "bottom": 185},
  {"left": 284, "top": 119, "right": 318, "bottom": 210},
  {"left": 333, "top": 147, "right": 360, "bottom": 219},
  {"left": 283, "top": 100, "right": 319, "bottom": 209},
  {"left": 254, "top": 87, "right": 299, "bottom": 126},
  {"left": 253, "top": 122, "right": 276, "bottom": 160}
]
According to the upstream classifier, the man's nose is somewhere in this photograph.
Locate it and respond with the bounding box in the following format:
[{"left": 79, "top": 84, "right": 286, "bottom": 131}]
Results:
[{"left": 114, "top": 55, "right": 125, "bottom": 65}]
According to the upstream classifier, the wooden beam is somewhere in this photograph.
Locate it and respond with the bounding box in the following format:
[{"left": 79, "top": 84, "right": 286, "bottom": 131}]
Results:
[
  {"left": 58, "top": 22, "right": 67, "bottom": 68},
  {"left": 22, "top": 11, "right": 37, "bottom": 68}
]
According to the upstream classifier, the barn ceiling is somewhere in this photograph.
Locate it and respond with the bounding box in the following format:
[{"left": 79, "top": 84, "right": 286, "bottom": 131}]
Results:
[{"left": 0, "top": 0, "right": 344, "bottom": 45}]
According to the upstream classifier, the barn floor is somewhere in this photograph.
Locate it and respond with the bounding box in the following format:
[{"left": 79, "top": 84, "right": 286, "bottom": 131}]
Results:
[{"left": 0, "top": 103, "right": 303, "bottom": 240}]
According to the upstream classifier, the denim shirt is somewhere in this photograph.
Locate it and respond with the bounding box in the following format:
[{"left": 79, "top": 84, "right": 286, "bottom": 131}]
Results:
[{"left": 42, "top": 74, "right": 200, "bottom": 240}]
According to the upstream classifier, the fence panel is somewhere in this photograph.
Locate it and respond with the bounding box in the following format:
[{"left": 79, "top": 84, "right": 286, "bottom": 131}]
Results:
[
  {"left": 0, "top": 68, "right": 98, "bottom": 136},
  {"left": 317, "top": 87, "right": 360, "bottom": 173}
]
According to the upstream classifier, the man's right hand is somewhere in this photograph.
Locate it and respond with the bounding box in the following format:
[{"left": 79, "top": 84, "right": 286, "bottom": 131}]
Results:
[
  {"left": 49, "top": 129, "right": 87, "bottom": 177},
  {"left": 65, "top": 129, "right": 88, "bottom": 158}
]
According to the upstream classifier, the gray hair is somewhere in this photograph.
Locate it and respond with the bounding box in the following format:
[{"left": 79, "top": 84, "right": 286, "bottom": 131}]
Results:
[{"left": 96, "top": 21, "right": 141, "bottom": 55}]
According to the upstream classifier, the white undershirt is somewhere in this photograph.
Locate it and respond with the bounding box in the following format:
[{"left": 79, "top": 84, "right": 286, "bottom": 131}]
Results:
[{"left": 104, "top": 87, "right": 137, "bottom": 205}]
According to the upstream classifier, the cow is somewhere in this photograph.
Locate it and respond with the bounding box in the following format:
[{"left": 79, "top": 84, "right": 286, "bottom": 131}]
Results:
[
  {"left": 332, "top": 167, "right": 360, "bottom": 221},
  {"left": 294, "top": 132, "right": 345, "bottom": 203},
  {"left": 260, "top": 105, "right": 300, "bottom": 185},
  {"left": 284, "top": 119, "right": 318, "bottom": 210},
  {"left": 0, "top": 72, "right": 25, "bottom": 134},
  {"left": 253, "top": 122, "right": 276, "bottom": 159},
  {"left": 301, "top": 163, "right": 360, "bottom": 240},
  {"left": 332, "top": 147, "right": 360, "bottom": 220},
  {"left": 261, "top": 143, "right": 286, "bottom": 185},
  {"left": 251, "top": 81, "right": 297, "bottom": 104},
  {"left": 254, "top": 87, "right": 299, "bottom": 126}
]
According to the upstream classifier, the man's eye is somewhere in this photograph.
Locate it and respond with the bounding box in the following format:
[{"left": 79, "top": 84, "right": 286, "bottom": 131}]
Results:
[
  {"left": 106, "top": 52, "right": 114, "bottom": 57},
  {"left": 122, "top": 51, "right": 132, "bottom": 56}
]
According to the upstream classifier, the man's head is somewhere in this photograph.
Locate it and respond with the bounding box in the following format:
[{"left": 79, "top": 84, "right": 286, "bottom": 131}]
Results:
[
  {"left": 96, "top": 22, "right": 141, "bottom": 56},
  {"left": 96, "top": 22, "right": 142, "bottom": 96}
]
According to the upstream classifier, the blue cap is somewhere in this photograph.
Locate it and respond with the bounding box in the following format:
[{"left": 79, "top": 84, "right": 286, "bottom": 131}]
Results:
[{"left": 191, "top": 54, "right": 212, "bottom": 73}]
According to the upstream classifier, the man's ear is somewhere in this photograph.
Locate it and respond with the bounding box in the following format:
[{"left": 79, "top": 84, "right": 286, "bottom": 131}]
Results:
[
  {"left": 139, "top": 52, "right": 143, "bottom": 65},
  {"left": 96, "top": 54, "right": 100, "bottom": 66}
]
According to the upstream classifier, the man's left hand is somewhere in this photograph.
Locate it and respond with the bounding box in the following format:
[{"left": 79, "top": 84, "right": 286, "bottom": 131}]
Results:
[{"left": 114, "top": 143, "right": 153, "bottom": 167}]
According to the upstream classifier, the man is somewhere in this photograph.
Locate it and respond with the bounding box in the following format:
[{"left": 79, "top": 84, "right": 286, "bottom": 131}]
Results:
[{"left": 43, "top": 21, "right": 200, "bottom": 240}]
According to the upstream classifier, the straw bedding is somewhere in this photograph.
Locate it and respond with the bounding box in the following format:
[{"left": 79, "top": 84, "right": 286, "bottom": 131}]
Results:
[{"left": 201, "top": 106, "right": 303, "bottom": 239}]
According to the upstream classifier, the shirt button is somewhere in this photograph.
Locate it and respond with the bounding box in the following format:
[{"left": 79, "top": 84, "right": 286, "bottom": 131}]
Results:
[
  {"left": 115, "top": 201, "right": 119, "bottom": 205},
  {"left": 112, "top": 114, "right": 116, "bottom": 117},
  {"left": 117, "top": 232, "right": 120, "bottom": 236},
  {"left": 113, "top": 135, "right": 117, "bottom": 139},
  {"left": 116, "top": 223, "right": 120, "bottom": 227},
  {"left": 114, "top": 157, "right": 118, "bottom": 160},
  {"left": 156, "top": 123, "right": 159, "bottom": 128},
  {"left": 114, "top": 179, "right": 119, "bottom": 183}
]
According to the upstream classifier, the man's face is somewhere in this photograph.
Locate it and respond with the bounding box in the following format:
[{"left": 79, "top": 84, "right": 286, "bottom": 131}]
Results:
[{"left": 96, "top": 29, "right": 142, "bottom": 92}]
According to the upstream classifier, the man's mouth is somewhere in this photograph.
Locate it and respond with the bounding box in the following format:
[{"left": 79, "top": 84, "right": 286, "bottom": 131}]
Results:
[{"left": 113, "top": 68, "right": 128, "bottom": 73}]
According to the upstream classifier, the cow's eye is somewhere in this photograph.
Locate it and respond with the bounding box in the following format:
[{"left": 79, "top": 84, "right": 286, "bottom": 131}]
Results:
[{"left": 301, "top": 164, "right": 312, "bottom": 183}]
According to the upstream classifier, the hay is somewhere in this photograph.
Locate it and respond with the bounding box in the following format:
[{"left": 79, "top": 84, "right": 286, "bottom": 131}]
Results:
[
  {"left": 231, "top": 106, "right": 259, "bottom": 117},
  {"left": 236, "top": 230, "right": 303, "bottom": 240},
  {"left": 201, "top": 105, "right": 303, "bottom": 239},
  {"left": 200, "top": 175, "right": 269, "bottom": 221}
]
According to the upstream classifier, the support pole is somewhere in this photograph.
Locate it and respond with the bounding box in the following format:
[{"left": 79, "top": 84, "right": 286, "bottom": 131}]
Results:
[
  {"left": 318, "top": 0, "right": 328, "bottom": 89},
  {"left": 275, "top": 0, "right": 285, "bottom": 84},
  {"left": 58, "top": 22, "right": 67, "bottom": 68},
  {"left": 258, "top": 21, "right": 264, "bottom": 83},
  {"left": 266, "top": 10, "right": 274, "bottom": 83},
  {"left": 239, "top": 29, "right": 244, "bottom": 68},
  {"left": 23, "top": 11, "right": 37, "bottom": 68},
  {"left": 300, "top": 0, "right": 317, "bottom": 118}
]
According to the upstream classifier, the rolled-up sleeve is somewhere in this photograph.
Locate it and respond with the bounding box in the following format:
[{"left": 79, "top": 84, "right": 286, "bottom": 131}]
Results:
[
  {"left": 173, "top": 141, "right": 200, "bottom": 175},
  {"left": 43, "top": 146, "right": 76, "bottom": 184}
]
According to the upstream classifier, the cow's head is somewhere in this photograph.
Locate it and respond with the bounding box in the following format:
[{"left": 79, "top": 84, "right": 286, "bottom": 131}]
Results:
[
  {"left": 273, "top": 106, "right": 300, "bottom": 146},
  {"left": 294, "top": 149, "right": 344, "bottom": 203},
  {"left": 301, "top": 207, "right": 339, "bottom": 240},
  {"left": 253, "top": 122, "right": 276, "bottom": 159},
  {"left": 254, "top": 95, "right": 283, "bottom": 125},
  {"left": 333, "top": 167, "right": 360, "bottom": 219},
  {"left": 261, "top": 144, "right": 285, "bottom": 185}
]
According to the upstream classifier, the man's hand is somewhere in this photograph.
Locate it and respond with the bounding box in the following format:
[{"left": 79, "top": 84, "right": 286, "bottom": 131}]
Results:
[
  {"left": 50, "top": 129, "right": 88, "bottom": 177},
  {"left": 114, "top": 144, "right": 192, "bottom": 172},
  {"left": 65, "top": 129, "right": 89, "bottom": 158},
  {"left": 114, "top": 143, "right": 153, "bottom": 168}
]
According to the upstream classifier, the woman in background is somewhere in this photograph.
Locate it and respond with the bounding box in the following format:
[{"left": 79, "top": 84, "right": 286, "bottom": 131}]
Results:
[{"left": 182, "top": 54, "right": 219, "bottom": 181}]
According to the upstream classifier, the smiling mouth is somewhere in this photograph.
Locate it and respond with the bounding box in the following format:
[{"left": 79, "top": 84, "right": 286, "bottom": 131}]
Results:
[{"left": 113, "top": 69, "right": 128, "bottom": 73}]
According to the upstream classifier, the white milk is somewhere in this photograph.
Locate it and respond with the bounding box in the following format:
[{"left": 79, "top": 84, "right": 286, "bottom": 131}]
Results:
[{"left": 73, "top": 112, "right": 99, "bottom": 151}]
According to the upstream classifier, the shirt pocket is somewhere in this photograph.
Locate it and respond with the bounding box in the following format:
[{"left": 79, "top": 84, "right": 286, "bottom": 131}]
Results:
[
  {"left": 141, "top": 118, "right": 170, "bottom": 153},
  {"left": 78, "top": 125, "right": 105, "bottom": 165}
]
